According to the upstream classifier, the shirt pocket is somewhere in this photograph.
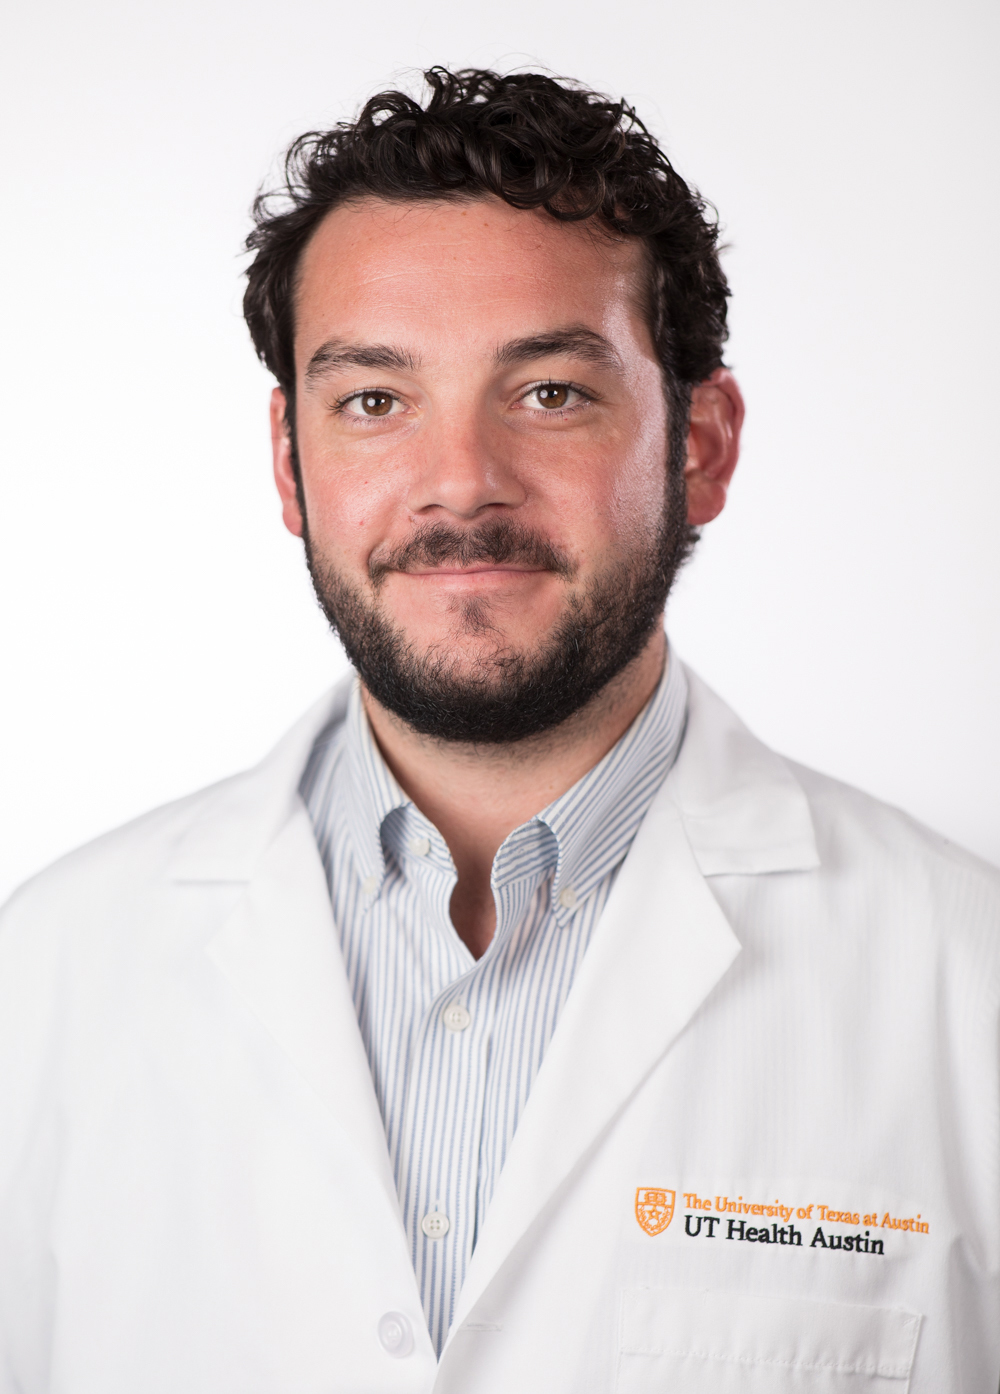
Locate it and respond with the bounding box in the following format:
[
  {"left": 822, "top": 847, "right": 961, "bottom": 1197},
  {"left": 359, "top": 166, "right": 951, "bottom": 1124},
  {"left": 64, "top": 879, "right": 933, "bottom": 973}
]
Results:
[{"left": 616, "top": 1287, "right": 922, "bottom": 1392}]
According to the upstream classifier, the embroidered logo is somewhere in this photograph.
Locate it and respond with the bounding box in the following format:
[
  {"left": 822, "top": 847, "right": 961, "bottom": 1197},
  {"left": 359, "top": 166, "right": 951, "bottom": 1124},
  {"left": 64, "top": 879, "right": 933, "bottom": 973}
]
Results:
[
  {"left": 675, "top": 1186, "right": 930, "bottom": 1257},
  {"left": 635, "top": 1187, "right": 675, "bottom": 1236}
]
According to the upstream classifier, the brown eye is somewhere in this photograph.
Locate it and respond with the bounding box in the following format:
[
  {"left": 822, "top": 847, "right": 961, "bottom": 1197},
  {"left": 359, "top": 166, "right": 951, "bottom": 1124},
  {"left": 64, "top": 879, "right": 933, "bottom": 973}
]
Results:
[
  {"left": 360, "top": 391, "right": 393, "bottom": 416},
  {"left": 536, "top": 384, "right": 570, "bottom": 409}
]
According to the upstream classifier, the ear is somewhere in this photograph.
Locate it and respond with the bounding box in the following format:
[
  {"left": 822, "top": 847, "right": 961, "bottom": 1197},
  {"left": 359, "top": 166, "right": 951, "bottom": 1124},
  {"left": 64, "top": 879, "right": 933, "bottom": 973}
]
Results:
[
  {"left": 271, "top": 388, "right": 304, "bottom": 538},
  {"left": 684, "top": 368, "right": 745, "bottom": 527}
]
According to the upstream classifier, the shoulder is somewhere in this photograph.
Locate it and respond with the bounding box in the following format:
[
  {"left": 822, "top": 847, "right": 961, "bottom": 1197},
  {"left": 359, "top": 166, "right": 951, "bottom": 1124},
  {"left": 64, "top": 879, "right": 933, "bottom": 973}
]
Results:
[
  {"left": 0, "top": 681, "right": 351, "bottom": 935},
  {"left": 771, "top": 760, "right": 1000, "bottom": 1003},
  {"left": 0, "top": 775, "right": 241, "bottom": 929},
  {"left": 790, "top": 757, "right": 1000, "bottom": 903},
  {"left": 674, "top": 663, "right": 1000, "bottom": 937}
]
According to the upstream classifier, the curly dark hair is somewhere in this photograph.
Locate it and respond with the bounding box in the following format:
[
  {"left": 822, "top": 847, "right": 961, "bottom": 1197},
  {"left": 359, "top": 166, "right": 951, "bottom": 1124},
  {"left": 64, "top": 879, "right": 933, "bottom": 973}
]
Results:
[{"left": 243, "top": 67, "right": 729, "bottom": 461}]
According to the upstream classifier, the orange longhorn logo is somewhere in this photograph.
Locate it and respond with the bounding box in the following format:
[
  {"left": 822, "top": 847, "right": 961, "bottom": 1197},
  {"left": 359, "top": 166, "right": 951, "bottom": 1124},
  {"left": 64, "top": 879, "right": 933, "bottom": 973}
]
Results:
[{"left": 635, "top": 1187, "right": 675, "bottom": 1236}]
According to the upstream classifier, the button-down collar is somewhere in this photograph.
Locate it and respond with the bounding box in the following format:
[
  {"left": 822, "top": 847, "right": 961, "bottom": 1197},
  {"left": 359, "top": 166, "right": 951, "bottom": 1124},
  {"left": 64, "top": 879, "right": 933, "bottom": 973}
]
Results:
[{"left": 341, "top": 650, "right": 689, "bottom": 947}]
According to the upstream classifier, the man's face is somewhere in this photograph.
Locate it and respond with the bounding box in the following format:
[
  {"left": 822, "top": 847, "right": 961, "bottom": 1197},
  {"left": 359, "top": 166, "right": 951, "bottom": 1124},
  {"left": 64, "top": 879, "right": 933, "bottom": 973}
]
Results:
[{"left": 274, "top": 196, "right": 689, "bottom": 741}]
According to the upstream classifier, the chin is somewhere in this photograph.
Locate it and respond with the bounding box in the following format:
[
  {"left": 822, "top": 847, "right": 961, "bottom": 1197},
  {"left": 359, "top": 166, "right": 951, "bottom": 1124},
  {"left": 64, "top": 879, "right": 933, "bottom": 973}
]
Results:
[
  {"left": 405, "top": 610, "right": 557, "bottom": 658},
  {"left": 421, "top": 635, "right": 540, "bottom": 675}
]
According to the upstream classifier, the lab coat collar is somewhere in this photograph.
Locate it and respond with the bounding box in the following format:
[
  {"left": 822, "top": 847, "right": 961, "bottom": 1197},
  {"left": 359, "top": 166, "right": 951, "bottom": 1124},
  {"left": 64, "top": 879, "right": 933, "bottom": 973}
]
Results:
[
  {"left": 166, "top": 662, "right": 818, "bottom": 886},
  {"left": 670, "top": 665, "right": 820, "bottom": 876},
  {"left": 167, "top": 678, "right": 353, "bottom": 883}
]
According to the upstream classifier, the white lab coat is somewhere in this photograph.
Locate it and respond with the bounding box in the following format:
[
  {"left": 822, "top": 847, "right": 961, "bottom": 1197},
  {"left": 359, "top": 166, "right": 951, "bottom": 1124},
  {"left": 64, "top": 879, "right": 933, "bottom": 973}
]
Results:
[{"left": 1, "top": 668, "right": 998, "bottom": 1393}]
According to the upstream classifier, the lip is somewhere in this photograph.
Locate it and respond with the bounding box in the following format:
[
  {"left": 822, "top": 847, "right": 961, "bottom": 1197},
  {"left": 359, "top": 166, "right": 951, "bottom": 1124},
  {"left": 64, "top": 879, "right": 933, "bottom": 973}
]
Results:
[
  {"left": 388, "top": 565, "right": 554, "bottom": 592},
  {"left": 402, "top": 565, "right": 549, "bottom": 577}
]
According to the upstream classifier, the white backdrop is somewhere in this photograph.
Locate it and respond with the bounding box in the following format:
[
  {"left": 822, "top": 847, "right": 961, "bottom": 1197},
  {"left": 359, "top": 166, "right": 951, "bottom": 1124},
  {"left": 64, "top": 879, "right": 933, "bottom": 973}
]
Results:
[{"left": 2, "top": 0, "right": 998, "bottom": 902}]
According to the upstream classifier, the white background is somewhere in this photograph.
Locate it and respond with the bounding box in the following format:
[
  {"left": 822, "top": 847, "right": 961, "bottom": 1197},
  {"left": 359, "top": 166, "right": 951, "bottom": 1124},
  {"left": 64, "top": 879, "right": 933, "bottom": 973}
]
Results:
[{"left": 2, "top": 0, "right": 998, "bottom": 901}]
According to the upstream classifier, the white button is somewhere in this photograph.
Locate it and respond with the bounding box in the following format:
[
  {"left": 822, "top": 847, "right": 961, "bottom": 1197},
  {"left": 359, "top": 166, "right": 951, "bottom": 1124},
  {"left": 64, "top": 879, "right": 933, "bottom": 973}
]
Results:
[
  {"left": 421, "top": 1210, "right": 451, "bottom": 1239},
  {"left": 442, "top": 1002, "right": 471, "bottom": 1033},
  {"left": 558, "top": 886, "right": 578, "bottom": 910},
  {"left": 408, "top": 835, "right": 431, "bottom": 857},
  {"left": 377, "top": 1311, "right": 414, "bottom": 1358},
  {"left": 362, "top": 875, "right": 377, "bottom": 896}
]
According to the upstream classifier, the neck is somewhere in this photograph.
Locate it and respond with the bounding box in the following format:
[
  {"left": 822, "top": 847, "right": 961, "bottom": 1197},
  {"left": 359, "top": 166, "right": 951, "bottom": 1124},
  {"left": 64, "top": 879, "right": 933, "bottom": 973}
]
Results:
[{"left": 360, "top": 627, "right": 666, "bottom": 958}]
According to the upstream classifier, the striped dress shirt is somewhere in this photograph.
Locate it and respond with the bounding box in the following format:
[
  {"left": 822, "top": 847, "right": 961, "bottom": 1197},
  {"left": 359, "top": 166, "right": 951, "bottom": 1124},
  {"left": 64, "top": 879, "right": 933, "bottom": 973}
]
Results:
[{"left": 300, "top": 651, "right": 688, "bottom": 1353}]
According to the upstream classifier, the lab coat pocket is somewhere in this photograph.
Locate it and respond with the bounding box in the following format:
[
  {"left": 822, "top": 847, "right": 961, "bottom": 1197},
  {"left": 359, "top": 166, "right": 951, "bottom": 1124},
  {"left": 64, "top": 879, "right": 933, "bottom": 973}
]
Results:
[{"left": 616, "top": 1287, "right": 921, "bottom": 1392}]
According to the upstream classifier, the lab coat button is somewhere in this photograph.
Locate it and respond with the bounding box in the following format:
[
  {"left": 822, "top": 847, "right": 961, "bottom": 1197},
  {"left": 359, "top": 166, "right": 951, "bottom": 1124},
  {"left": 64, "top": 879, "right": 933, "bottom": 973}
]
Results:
[
  {"left": 421, "top": 1210, "right": 451, "bottom": 1239},
  {"left": 377, "top": 1311, "right": 414, "bottom": 1358},
  {"left": 442, "top": 1003, "right": 471, "bottom": 1032}
]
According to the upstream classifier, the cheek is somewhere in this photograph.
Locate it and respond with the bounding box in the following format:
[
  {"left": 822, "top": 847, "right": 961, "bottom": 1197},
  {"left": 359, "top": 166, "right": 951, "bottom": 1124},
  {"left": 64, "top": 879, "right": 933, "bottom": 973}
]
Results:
[
  {"left": 306, "top": 472, "right": 393, "bottom": 531},
  {"left": 608, "top": 454, "right": 669, "bottom": 533},
  {"left": 564, "top": 434, "right": 668, "bottom": 555},
  {"left": 582, "top": 381, "right": 670, "bottom": 542},
  {"left": 296, "top": 436, "right": 403, "bottom": 566}
]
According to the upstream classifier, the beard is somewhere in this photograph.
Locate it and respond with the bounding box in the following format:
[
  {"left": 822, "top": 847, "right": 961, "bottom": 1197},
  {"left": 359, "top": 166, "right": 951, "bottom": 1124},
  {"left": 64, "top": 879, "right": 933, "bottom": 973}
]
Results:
[{"left": 302, "top": 468, "right": 696, "bottom": 745}]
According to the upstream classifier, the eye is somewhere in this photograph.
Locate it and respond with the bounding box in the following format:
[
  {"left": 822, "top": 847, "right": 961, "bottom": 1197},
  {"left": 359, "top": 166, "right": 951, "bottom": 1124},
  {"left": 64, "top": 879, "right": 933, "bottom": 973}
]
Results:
[
  {"left": 341, "top": 390, "right": 403, "bottom": 418},
  {"left": 522, "top": 382, "right": 584, "bottom": 411}
]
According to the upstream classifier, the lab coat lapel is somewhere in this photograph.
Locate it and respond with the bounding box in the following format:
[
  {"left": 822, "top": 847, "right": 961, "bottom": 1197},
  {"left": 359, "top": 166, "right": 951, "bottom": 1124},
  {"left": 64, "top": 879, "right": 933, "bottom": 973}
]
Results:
[
  {"left": 170, "top": 676, "right": 401, "bottom": 1216},
  {"left": 447, "top": 664, "right": 820, "bottom": 1338},
  {"left": 449, "top": 788, "right": 741, "bottom": 1335},
  {"left": 204, "top": 804, "right": 401, "bottom": 1215}
]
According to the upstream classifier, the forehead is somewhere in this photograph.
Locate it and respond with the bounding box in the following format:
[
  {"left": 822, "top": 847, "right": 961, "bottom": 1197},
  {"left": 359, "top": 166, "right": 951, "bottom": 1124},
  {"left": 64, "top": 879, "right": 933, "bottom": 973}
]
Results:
[{"left": 293, "top": 195, "right": 649, "bottom": 361}]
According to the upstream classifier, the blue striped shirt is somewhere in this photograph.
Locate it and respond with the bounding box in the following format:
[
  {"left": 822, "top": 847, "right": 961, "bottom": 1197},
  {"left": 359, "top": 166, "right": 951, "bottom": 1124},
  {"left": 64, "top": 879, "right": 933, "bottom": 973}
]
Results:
[{"left": 300, "top": 651, "right": 688, "bottom": 1353}]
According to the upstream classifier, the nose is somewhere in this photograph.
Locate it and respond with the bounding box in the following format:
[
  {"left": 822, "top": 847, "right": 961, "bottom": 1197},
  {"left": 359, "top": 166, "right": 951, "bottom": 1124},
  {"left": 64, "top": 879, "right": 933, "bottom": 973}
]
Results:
[{"left": 405, "top": 411, "right": 526, "bottom": 520}]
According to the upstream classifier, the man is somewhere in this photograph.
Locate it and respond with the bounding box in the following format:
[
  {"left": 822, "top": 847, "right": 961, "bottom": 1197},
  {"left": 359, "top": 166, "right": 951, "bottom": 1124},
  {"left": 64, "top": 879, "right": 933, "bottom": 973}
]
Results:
[{"left": 1, "top": 67, "right": 998, "bottom": 1393}]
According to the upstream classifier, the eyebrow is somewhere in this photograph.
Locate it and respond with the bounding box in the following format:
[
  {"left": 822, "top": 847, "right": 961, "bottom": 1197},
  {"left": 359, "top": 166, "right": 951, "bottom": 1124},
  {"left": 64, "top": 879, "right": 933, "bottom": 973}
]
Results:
[
  {"left": 493, "top": 326, "right": 621, "bottom": 370},
  {"left": 303, "top": 325, "right": 619, "bottom": 384},
  {"left": 304, "top": 339, "right": 419, "bottom": 384}
]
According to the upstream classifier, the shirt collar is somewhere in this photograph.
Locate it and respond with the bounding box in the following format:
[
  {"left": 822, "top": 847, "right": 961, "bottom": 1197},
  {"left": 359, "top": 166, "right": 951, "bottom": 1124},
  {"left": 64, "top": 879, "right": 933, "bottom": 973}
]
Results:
[
  {"left": 340, "top": 646, "right": 688, "bottom": 914},
  {"left": 342, "top": 681, "right": 410, "bottom": 895},
  {"left": 497, "top": 647, "right": 688, "bottom": 922}
]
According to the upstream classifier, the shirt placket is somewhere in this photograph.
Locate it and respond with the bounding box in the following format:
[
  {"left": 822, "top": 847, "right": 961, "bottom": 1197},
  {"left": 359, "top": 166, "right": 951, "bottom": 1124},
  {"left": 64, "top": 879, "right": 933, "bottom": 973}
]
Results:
[
  {"left": 406, "top": 964, "right": 495, "bottom": 1351},
  {"left": 384, "top": 812, "right": 479, "bottom": 1350}
]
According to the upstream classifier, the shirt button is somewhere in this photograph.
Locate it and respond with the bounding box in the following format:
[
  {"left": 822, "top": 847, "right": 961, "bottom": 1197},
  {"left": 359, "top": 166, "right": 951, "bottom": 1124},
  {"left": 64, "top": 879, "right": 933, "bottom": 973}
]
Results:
[
  {"left": 558, "top": 886, "right": 578, "bottom": 910},
  {"left": 362, "top": 875, "right": 377, "bottom": 896},
  {"left": 421, "top": 1210, "right": 451, "bottom": 1239},
  {"left": 377, "top": 1311, "right": 414, "bottom": 1358},
  {"left": 442, "top": 1002, "right": 472, "bottom": 1033},
  {"left": 408, "top": 835, "right": 431, "bottom": 857}
]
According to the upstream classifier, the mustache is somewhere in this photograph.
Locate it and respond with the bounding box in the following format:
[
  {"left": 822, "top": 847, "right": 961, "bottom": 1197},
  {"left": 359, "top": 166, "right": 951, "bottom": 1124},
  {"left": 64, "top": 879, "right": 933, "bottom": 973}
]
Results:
[{"left": 368, "top": 518, "right": 574, "bottom": 586}]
